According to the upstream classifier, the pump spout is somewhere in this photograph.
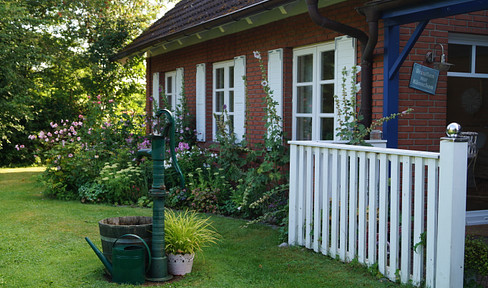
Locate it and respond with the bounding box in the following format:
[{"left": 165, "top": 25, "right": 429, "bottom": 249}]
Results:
[{"left": 85, "top": 237, "right": 113, "bottom": 275}]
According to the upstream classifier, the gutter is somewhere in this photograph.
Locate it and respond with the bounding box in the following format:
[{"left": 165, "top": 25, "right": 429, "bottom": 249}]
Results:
[{"left": 307, "top": 0, "right": 376, "bottom": 131}]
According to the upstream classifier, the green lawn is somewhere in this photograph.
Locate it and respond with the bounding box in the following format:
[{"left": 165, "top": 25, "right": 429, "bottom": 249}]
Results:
[{"left": 0, "top": 167, "right": 403, "bottom": 287}]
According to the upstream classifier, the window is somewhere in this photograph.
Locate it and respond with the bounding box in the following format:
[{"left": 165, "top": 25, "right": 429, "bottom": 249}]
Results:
[
  {"left": 212, "top": 56, "right": 246, "bottom": 142},
  {"left": 292, "top": 37, "right": 355, "bottom": 140},
  {"left": 152, "top": 72, "right": 160, "bottom": 115},
  {"left": 165, "top": 71, "right": 177, "bottom": 111},
  {"left": 448, "top": 34, "right": 488, "bottom": 77},
  {"left": 213, "top": 60, "right": 235, "bottom": 134},
  {"left": 447, "top": 34, "right": 488, "bottom": 137}
]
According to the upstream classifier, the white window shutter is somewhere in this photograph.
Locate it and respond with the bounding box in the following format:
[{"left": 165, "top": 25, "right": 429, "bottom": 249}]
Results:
[
  {"left": 267, "top": 49, "right": 283, "bottom": 134},
  {"left": 335, "top": 35, "right": 357, "bottom": 96},
  {"left": 335, "top": 36, "right": 357, "bottom": 140},
  {"left": 175, "top": 67, "right": 184, "bottom": 107},
  {"left": 233, "top": 55, "right": 246, "bottom": 142},
  {"left": 196, "top": 63, "right": 206, "bottom": 142},
  {"left": 152, "top": 72, "right": 160, "bottom": 116}
]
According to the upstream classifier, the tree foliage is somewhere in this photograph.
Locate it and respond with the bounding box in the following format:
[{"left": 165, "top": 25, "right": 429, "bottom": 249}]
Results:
[{"left": 0, "top": 0, "right": 174, "bottom": 166}]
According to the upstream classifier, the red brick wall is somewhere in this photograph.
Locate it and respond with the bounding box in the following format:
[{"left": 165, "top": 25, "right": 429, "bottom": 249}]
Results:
[{"left": 145, "top": 0, "right": 488, "bottom": 151}]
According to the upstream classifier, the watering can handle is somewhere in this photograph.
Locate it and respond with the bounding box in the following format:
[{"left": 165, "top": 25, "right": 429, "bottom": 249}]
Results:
[
  {"left": 158, "top": 109, "right": 185, "bottom": 189},
  {"left": 113, "top": 234, "right": 152, "bottom": 273}
]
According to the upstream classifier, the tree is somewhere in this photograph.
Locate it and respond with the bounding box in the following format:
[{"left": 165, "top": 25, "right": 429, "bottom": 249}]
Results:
[{"left": 0, "top": 0, "right": 177, "bottom": 166}]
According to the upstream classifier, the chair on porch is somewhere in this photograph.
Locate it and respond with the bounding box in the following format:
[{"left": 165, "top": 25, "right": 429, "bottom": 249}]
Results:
[{"left": 461, "top": 131, "right": 478, "bottom": 188}]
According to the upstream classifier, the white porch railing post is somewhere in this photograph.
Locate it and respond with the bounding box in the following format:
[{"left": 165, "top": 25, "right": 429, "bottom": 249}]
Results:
[{"left": 435, "top": 137, "right": 468, "bottom": 288}]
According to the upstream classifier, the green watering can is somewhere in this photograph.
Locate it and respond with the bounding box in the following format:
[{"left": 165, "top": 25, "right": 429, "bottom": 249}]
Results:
[{"left": 85, "top": 234, "right": 151, "bottom": 285}]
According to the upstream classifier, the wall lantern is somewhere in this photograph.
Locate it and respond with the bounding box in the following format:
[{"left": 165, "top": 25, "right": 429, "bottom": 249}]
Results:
[{"left": 425, "top": 43, "right": 454, "bottom": 71}]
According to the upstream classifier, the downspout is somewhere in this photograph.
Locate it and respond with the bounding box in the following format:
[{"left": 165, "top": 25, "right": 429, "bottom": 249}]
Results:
[{"left": 306, "top": 0, "right": 379, "bottom": 131}]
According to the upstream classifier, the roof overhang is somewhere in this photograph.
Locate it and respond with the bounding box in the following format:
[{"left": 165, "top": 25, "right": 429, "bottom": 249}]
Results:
[
  {"left": 358, "top": 0, "right": 488, "bottom": 25},
  {"left": 116, "top": 0, "right": 346, "bottom": 61}
]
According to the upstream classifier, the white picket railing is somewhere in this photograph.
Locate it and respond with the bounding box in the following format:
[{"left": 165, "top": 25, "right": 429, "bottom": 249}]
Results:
[{"left": 288, "top": 139, "right": 468, "bottom": 287}]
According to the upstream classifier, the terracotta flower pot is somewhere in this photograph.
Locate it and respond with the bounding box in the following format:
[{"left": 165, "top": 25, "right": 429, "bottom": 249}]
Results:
[{"left": 167, "top": 253, "right": 194, "bottom": 275}]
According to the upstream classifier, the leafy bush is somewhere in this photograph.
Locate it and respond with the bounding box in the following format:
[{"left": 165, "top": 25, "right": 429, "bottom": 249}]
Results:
[
  {"left": 78, "top": 182, "right": 105, "bottom": 203},
  {"left": 465, "top": 236, "right": 488, "bottom": 276},
  {"left": 96, "top": 160, "right": 149, "bottom": 204},
  {"left": 31, "top": 97, "right": 151, "bottom": 203}
]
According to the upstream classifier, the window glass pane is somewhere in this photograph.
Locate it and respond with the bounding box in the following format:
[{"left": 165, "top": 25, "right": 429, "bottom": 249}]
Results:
[
  {"left": 476, "top": 46, "right": 488, "bottom": 74},
  {"left": 297, "top": 86, "right": 313, "bottom": 113},
  {"left": 229, "top": 115, "right": 234, "bottom": 134},
  {"left": 296, "top": 117, "right": 312, "bottom": 140},
  {"left": 321, "top": 51, "right": 334, "bottom": 80},
  {"left": 449, "top": 44, "right": 472, "bottom": 73},
  {"left": 216, "top": 91, "right": 224, "bottom": 112},
  {"left": 216, "top": 68, "right": 224, "bottom": 89},
  {"left": 166, "top": 76, "right": 173, "bottom": 93},
  {"left": 297, "top": 54, "right": 313, "bottom": 83},
  {"left": 167, "top": 95, "right": 173, "bottom": 110},
  {"left": 320, "top": 118, "right": 334, "bottom": 140},
  {"left": 229, "top": 91, "right": 234, "bottom": 112},
  {"left": 229, "top": 66, "right": 234, "bottom": 88},
  {"left": 321, "top": 84, "right": 334, "bottom": 113}
]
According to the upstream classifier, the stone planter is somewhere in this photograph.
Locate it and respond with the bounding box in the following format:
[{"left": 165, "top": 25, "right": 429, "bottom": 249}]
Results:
[{"left": 167, "top": 253, "right": 195, "bottom": 276}]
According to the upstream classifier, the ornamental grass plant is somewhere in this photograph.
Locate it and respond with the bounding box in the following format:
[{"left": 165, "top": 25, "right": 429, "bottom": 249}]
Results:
[{"left": 165, "top": 209, "right": 220, "bottom": 255}]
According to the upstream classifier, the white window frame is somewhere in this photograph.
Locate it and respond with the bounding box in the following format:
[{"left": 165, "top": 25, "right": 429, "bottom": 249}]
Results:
[
  {"left": 212, "top": 60, "right": 235, "bottom": 140},
  {"left": 448, "top": 33, "right": 488, "bottom": 79},
  {"left": 292, "top": 42, "right": 337, "bottom": 141}
]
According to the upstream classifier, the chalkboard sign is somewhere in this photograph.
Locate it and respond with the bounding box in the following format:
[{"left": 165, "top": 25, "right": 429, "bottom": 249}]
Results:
[{"left": 409, "top": 63, "right": 439, "bottom": 95}]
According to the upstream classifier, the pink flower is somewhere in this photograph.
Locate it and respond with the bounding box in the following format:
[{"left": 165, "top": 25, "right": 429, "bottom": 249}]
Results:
[
  {"left": 109, "top": 99, "right": 114, "bottom": 103},
  {"left": 79, "top": 114, "right": 83, "bottom": 119},
  {"left": 68, "top": 153, "right": 73, "bottom": 158},
  {"left": 97, "top": 95, "right": 101, "bottom": 100}
]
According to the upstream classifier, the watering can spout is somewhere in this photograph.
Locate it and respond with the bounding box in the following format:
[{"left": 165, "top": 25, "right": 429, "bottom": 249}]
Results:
[{"left": 85, "top": 237, "right": 113, "bottom": 275}]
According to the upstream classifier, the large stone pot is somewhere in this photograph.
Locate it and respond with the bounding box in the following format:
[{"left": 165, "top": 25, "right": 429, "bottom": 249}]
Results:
[{"left": 98, "top": 216, "right": 152, "bottom": 263}]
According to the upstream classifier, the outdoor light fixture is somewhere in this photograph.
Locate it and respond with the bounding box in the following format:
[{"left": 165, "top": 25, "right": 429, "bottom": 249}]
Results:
[{"left": 425, "top": 43, "right": 454, "bottom": 71}]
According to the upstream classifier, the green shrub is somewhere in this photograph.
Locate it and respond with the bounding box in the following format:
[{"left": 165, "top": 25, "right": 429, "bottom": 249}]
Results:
[
  {"left": 465, "top": 236, "right": 488, "bottom": 276},
  {"left": 78, "top": 182, "right": 106, "bottom": 203}
]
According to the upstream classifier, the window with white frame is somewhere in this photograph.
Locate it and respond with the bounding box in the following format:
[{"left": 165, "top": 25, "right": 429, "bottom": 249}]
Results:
[
  {"left": 213, "top": 60, "right": 235, "bottom": 135},
  {"left": 447, "top": 34, "right": 488, "bottom": 120},
  {"left": 293, "top": 37, "right": 355, "bottom": 141},
  {"left": 447, "top": 33, "right": 488, "bottom": 145},
  {"left": 165, "top": 71, "right": 177, "bottom": 111}
]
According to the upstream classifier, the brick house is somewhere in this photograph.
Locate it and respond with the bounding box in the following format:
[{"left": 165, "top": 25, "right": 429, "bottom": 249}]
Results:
[{"left": 117, "top": 0, "right": 488, "bottom": 213}]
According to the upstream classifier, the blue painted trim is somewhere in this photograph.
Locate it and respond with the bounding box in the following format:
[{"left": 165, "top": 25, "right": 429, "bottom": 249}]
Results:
[
  {"left": 383, "top": 0, "right": 488, "bottom": 26},
  {"left": 383, "top": 25, "right": 400, "bottom": 148},
  {"left": 389, "top": 20, "right": 429, "bottom": 80}
]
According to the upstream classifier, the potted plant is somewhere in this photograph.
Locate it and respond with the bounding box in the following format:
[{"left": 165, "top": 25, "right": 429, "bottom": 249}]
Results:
[{"left": 164, "top": 209, "right": 220, "bottom": 275}]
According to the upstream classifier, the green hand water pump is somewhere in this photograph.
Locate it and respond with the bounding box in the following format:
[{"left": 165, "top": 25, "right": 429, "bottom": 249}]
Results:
[
  {"left": 85, "top": 109, "right": 184, "bottom": 283},
  {"left": 140, "top": 109, "right": 185, "bottom": 281}
]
